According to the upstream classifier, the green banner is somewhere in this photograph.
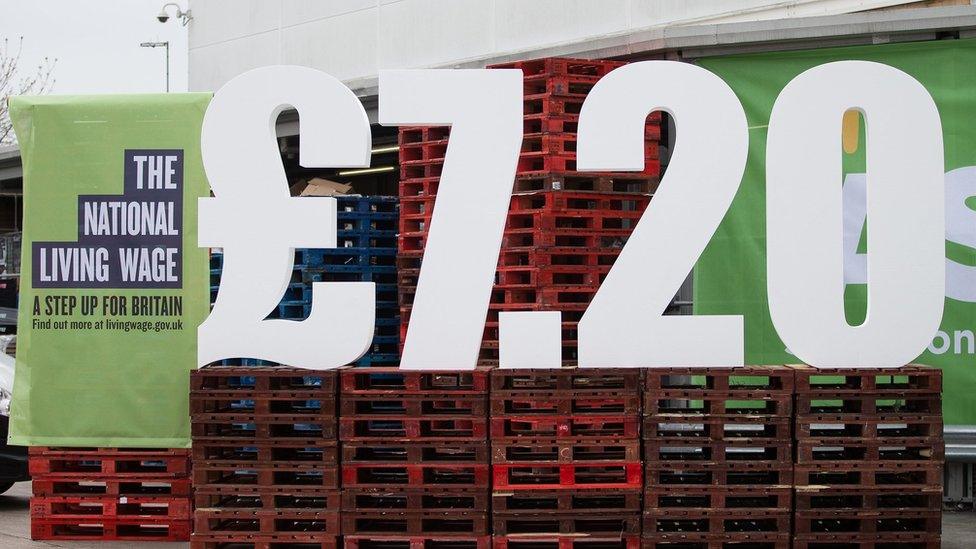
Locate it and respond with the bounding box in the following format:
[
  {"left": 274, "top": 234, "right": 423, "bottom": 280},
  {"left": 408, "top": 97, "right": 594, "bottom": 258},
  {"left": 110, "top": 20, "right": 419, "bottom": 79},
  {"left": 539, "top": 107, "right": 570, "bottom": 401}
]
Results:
[
  {"left": 695, "top": 39, "right": 976, "bottom": 425},
  {"left": 9, "top": 93, "right": 211, "bottom": 446}
]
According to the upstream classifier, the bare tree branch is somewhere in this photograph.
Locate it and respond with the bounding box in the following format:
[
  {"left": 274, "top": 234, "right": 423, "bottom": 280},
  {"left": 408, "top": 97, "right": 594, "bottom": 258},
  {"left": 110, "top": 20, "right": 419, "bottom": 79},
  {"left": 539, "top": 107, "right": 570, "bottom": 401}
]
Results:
[{"left": 0, "top": 37, "right": 57, "bottom": 145}]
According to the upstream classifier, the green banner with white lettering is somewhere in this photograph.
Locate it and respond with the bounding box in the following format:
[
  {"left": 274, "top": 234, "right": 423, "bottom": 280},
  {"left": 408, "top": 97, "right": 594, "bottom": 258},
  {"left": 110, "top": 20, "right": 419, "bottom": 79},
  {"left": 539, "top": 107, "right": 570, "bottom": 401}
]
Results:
[
  {"left": 695, "top": 39, "right": 976, "bottom": 425},
  {"left": 8, "top": 93, "right": 211, "bottom": 446}
]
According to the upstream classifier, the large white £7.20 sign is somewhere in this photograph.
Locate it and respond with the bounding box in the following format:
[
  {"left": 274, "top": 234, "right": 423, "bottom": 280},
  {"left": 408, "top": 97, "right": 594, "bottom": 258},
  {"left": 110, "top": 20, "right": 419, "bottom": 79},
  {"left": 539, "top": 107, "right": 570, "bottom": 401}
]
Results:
[{"left": 200, "top": 61, "right": 945, "bottom": 371}]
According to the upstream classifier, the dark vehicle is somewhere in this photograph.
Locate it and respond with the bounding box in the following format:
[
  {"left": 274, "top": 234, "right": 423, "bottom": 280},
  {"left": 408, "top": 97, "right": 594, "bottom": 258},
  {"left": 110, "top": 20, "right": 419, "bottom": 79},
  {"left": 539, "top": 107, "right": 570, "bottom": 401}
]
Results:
[{"left": 0, "top": 316, "right": 27, "bottom": 494}]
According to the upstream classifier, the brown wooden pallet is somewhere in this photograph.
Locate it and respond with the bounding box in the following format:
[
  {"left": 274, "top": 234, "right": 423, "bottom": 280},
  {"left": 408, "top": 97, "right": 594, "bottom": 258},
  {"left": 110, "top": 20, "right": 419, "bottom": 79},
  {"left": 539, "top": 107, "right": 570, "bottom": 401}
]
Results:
[
  {"left": 643, "top": 439, "right": 792, "bottom": 464},
  {"left": 191, "top": 367, "right": 336, "bottom": 393},
  {"left": 193, "top": 486, "right": 340, "bottom": 511},
  {"left": 194, "top": 508, "right": 339, "bottom": 535},
  {"left": 190, "top": 392, "right": 336, "bottom": 418},
  {"left": 493, "top": 512, "right": 640, "bottom": 535},
  {"left": 795, "top": 414, "right": 943, "bottom": 439},
  {"left": 340, "top": 395, "right": 488, "bottom": 417},
  {"left": 340, "top": 367, "right": 490, "bottom": 395},
  {"left": 794, "top": 394, "right": 941, "bottom": 416},
  {"left": 640, "top": 533, "right": 790, "bottom": 549},
  {"left": 491, "top": 368, "right": 640, "bottom": 392},
  {"left": 29, "top": 495, "right": 191, "bottom": 520},
  {"left": 342, "top": 463, "right": 490, "bottom": 489},
  {"left": 490, "top": 392, "right": 639, "bottom": 416},
  {"left": 341, "top": 511, "right": 489, "bottom": 535},
  {"left": 644, "top": 461, "right": 793, "bottom": 488},
  {"left": 793, "top": 509, "right": 941, "bottom": 535},
  {"left": 643, "top": 391, "right": 792, "bottom": 417},
  {"left": 493, "top": 462, "right": 641, "bottom": 490},
  {"left": 343, "top": 441, "right": 489, "bottom": 464},
  {"left": 791, "top": 364, "right": 942, "bottom": 393},
  {"left": 791, "top": 534, "right": 940, "bottom": 549},
  {"left": 492, "top": 438, "right": 640, "bottom": 464},
  {"left": 191, "top": 415, "right": 337, "bottom": 440},
  {"left": 796, "top": 437, "right": 944, "bottom": 464},
  {"left": 642, "top": 415, "right": 791, "bottom": 441},
  {"left": 793, "top": 462, "right": 942, "bottom": 488},
  {"left": 498, "top": 537, "right": 641, "bottom": 549},
  {"left": 794, "top": 485, "right": 943, "bottom": 511},
  {"left": 192, "top": 438, "right": 338, "bottom": 466},
  {"left": 491, "top": 489, "right": 641, "bottom": 513},
  {"left": 29, "top": 447, "right": 189, "bottom": 457},
  {"left": 342, "top": 488, "right": 489, "bottom": 512},
  {"left": 340, "top": 417, "right": 488, "bottom": 441},
  {"left": 347, "top": 535, "right": 490, "bottom": 549},
  {"left": 192, "top": 463, "right": 338, "bottom": 489},
  {"left": 490, "top": 416, "right": 638, "bottom": 439},
  {"left": 643, "top": 366, "right": 795, "bottom": 394},
  {"left": 642, "top": 509, "right": 791, "bottom": 534},
  {"left": 31, "top": 477, "right": 192, "bottom": 497},
  {"left": 191, "top": 537, "right": 337, "bottom": 549},
  {"left": 643, "top": 486, "right": 791, "bottom": 511}
]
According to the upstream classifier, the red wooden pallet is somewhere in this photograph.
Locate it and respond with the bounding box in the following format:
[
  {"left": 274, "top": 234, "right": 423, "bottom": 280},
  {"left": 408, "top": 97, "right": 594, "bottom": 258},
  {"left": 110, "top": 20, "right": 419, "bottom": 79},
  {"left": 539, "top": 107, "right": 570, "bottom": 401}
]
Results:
[
  {"left": 793, "top": 462, "right": 942, "bottom": 488},
  {"left": 194, "top": 508, "right": 339, "bottom": 535},
  {"left": 193, "top": 486, "right": 340, "bottom": 511},
  {"left": 192, "top": 415, "right": 337, "bottom": 440},
  {"left": 643, "top": 366, "right": 795, "bottom": 394},
  {"left": 516, "top": 151, "right": 658, "bottom": 177},
  {"left": 521, "top": 73, "right": 601, "bottom": 98},
  {"left": 491, "top": 416, "right": 638, "bottom": 439},
  {"left": 31, "top": 517, "right": 190, "bottom": 541},
  {"left": 192, "top": 463, "right": 338, "bottom": 489},
  {"left": 643, "top": 486, "right": 791, "bottom": 511},
  {"left": 488, "top": 58, "right": 625, "bottom": 78},
  {"left": 341, "top": 511, "right": 489, "bottom": 535},
  {"left": 32, "top": 476, "right": 193, "bottom": 497},
  {"left": 796, "top": 436, "right": 944, "bottom": 464},
  {"left": 340, "top": 417, "right": 488, "bottom": 441},
  {"left": 492, "top": 368, "right": 640, "bottom": 392},
  {"left": 341, "top": 367, "right": 489, "bottom": 395},
  {"left": 794, "top": 485, "right": 943, "bottom": 511},
  {"left": 399, "top": 126, "right": 450, "bottom": 144},
  {"left": 340, "top": 395, "right": 488, "bottom": 417},
  {"left": 512, "top": 174, "right": 658, "bottom": 193},
  {"left": 342, "top": 488, "right": 488, "bottom": 512},
  {"left": 643, "top": 390, "right": 793, "bottom": 417},
  {"left": 29, "top": 446, "right": 189, "bottom": 457},
  {"left": 793, "top": 509, "right": 941, "bottom": 535},
  {"left": 399, "top": 177, "right": 441, "bottom": 198},
  {"left": 492, "top": 512, "right": 640, "bottom": 535},
  {"left": 496, "top": 536, "right": 640, "bottom": 549},
  {"left": 500, "top": 229, "right": 635, "bottom": 250},
  {"left": 191, "top": 534, "right": 338, "bottom": 549},
  {"left": 642, "top": 415, "right": 791, "bottom": 441},
  {"left": 496, "top": 247, "right": 624, "bottom": 268},
  {"left": 347, "top": 535, "right": 490, "bottom": 549},
  {"left": 642, "top": 509, "right": 791, "bottom": 534},
  {"left": 342, "top": 441, "right": 489, "bottom": 464},
  {"left": 191, "top": 367, "right": 336, "bottom": 393},
  {"left": 30, "top": 495, "right": 191, "bottom": 520},
  {"left": 644, "top": 461, "right": 793, "bottom": 488},
  {"left": 28, "top": 452, "right": 189, "bottom": 477},
  {"left": 491, "top": 489, "right": 640, "bottom": 513},
  {"left": 521, "top": 113, "right": 660, "bottom": 139},
  {"left": 492, "top": 438, "right": 640, "bottom": 464},
  {"left": 792, "top": 364, "right": 942, "bottom": 393},
  {"left": 509, "top": 190, "right": 650, "bottom": 215},
  {"left": 493, "top": 462, "right": 641, "bottom": 490},
  {"left": 192, "top": 438, "right": 338, "bottom": 466},
  {"left": 495, "top": 266, "right": 610, "bottom": 288}
]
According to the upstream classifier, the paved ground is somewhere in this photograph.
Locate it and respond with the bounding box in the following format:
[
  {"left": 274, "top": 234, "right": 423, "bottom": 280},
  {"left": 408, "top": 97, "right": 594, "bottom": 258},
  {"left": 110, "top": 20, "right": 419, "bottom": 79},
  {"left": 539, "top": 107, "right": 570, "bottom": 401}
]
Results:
[{"left": 0, "top": 481, "right": 971, "bottom": 548}]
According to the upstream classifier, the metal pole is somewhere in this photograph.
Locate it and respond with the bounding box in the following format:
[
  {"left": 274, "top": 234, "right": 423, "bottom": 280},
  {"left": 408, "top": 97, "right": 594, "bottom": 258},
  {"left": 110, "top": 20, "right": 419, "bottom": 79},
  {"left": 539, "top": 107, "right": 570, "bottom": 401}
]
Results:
[{"left": 165, "top": 42, "right": 170, "bottom": 92}]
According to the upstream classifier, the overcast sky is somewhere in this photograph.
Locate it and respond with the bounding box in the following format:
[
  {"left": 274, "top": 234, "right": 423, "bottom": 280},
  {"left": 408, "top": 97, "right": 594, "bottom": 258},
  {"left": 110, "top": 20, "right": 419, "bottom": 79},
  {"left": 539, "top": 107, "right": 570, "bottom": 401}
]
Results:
[{"left": 0, "top": 0, "right": 189, "bottom": 95}]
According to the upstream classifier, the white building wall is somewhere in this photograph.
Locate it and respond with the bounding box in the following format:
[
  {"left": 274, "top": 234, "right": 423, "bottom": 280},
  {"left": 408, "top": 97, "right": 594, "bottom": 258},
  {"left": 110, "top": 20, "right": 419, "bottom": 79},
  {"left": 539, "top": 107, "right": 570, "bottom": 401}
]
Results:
[{"left": 187, "top": 0, "right": 922, "bottom": 92}]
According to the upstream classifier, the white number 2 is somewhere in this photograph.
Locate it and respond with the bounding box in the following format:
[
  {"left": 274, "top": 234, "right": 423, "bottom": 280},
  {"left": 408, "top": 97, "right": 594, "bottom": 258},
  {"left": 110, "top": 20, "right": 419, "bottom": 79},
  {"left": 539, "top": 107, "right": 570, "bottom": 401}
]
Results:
[{"left": 575, "top": 61, "right": 748, "bottom": 368}]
